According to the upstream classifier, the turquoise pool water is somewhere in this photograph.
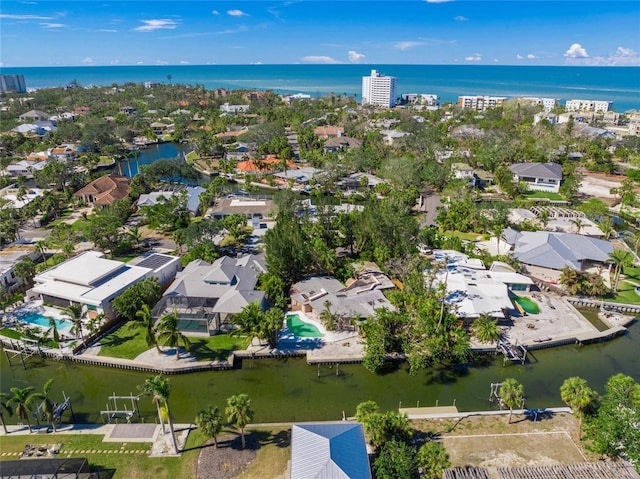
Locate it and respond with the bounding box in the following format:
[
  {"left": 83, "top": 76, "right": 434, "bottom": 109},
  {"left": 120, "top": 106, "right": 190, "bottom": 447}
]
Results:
[
  {"left": 16, "top": 311, "right": 67, "bottom": 330},
  {"left": 286, "top": 314, "right": 324, "bottom": 338},
  {"left": 512, "top": 296, "right": 540, "bottom": 314}
]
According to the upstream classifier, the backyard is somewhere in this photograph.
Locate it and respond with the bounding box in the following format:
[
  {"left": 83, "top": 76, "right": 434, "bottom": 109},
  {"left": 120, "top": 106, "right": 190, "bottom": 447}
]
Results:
[{"left": 609, "top": 265, "right": 640, "bottom": 305}]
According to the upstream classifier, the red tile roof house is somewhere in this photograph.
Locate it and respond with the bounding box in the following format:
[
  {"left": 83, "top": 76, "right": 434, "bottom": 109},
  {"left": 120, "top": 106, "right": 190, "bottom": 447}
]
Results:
[{"left": 73, "top": 174, "right": 131, "bottom": 208}]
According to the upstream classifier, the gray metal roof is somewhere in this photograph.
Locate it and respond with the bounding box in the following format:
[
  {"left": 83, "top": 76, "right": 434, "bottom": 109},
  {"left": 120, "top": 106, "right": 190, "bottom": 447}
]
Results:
[
  {"left": 509, "top": 162, "right": 563, "bottom": 180},
  {"left": 512, "top": 231, "right": 612, "bottom": 270},
  {"left": 291, "top": 423, "right": 371, "bottom": 479}
]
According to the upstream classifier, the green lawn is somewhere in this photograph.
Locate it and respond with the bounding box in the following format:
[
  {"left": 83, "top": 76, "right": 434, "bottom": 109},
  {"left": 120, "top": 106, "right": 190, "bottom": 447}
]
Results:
[
  {"left": 524, "top": 191, "right": 564, "bottom": 201},
  {"left": 443, "top": 230, "right": 481, "bottom": 241},
  {"left": 608, "top": 266, "right": 640, "bottom": 305},
  {"left": 0, "top": 430, "right": 207, "bottom": 479},
  {"left": 98, "top": 324, "right": 250, "bottom": 361}
]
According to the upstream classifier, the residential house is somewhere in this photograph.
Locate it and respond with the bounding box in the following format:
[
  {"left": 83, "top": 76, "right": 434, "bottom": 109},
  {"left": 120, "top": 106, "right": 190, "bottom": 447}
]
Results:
[
  {"left": 533, "top": 112, "right": 558, "bottom": 126},
  {"left": 336, "top": 172, "right": 385, "bottom": 190},
  {"left": 323, "top": 136, "right": 362, "bottom": 153},
  {"left": 502, "top": 228, "right": 613, "bottom": 283},
  {"left": 290, "top": 423, "right": 371, "bottom": 479},
  {"left": 29, "top": 251, "right": 180, "bottom": 319},
  {"left": 313, "top": 125, "right": 344, "bottom": 139},
  {"left": 119, "top": 106, "right": 136, "bottom": 115},
  {"left": 150, "top": 121, "right": 175, "bottom": 137},
  {"left": 4, "top": 160, "right": 47, "bottom": 179},
  {"left": 429, "top": 250, "right": 534, "bottom": 319},
  {"left": 0, "top": 242, "right": 39, "bottom": 292},
  {"left": 73, "top": 174, "right": 131, "bottom": 207},
  {"left": 0, "top": 184, "right": 44, "bottom": 209},
  {"left": 379, "top": 129, "right": 410, "bottom": 146},
  {"left": 509, "top": 162, "right": 562, "bottom": 193},
  {"left": 272, "top": 167, "right": 320, "bottom": 189},
  {"left": 457, "top": 96, "right": 506, "bottom": 111},
  {"left": 452, "top": 162, "right": 477, "bottom": 187},
  {"left": 224, "top": 143, "right": 253, "bottom": 162},
  {"left": 290, "top": 275, "right": 394, "bottom": 320},
  {"left": 220, "top": 103, "right": 250, "bottom": 114},
  {"left": 157, "top": 255, "right": 266, "bottom": 335},
  {"left": 136, "top": 186, "right": 206, "bottom": 215},
  {"left": 49, "top": 145, "right": 78, "bottom": 162},
  {"left": 235, "top": 157, "right": 297, "bottom": 175},
  {"left": 18, "top": 110, "right": 50, "bottom": 122},
  {"left": 210, "top": 195, "right": 277, "bottom": 220}
]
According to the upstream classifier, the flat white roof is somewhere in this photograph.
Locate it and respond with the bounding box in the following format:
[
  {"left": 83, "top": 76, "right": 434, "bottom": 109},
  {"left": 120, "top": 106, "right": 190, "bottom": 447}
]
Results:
[{"left": 38, "top": 251, "right": 125, "bottom": 287}]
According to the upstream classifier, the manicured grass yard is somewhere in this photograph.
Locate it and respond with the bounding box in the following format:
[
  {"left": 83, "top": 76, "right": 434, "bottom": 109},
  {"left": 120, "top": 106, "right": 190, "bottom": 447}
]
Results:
[
  {"left": 0, "top": 430, "right": 207, "bottom": 479},
  {"left": 98, "top": 324, "right": 250, "bottom": 361},
  {"left": 608, "top": 265, "right": 640, "bottom": 305},
  {"left": 524, "top": 191, "right": 565, "bottom": 201},
  {"left": 443, "top": 230, "right": 482, "bottom": 242}
]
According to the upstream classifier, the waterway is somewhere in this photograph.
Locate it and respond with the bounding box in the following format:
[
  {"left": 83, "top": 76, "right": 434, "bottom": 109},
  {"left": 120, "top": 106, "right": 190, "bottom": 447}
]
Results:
[
  {"left": 112, "top": 142, "right": 193, "bottom": 178},
  {"left": 1, "top": 321, "right": 637, "bottom": 424}
]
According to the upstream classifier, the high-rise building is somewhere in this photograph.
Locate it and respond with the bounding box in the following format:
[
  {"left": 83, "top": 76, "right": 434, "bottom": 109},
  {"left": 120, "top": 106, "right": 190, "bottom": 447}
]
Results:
[
  {"left": 0, "top": 75, "right": 27, "bottom": 94},
  {"left": 362, "top": 69, "right": 397, "bottom": 107}
]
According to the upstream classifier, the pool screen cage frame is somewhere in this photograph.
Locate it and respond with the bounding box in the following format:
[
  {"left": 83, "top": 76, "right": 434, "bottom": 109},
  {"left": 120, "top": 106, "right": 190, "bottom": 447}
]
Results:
[
  {"left": 151, "top": 296, "right": 222, "bottom": 334},
  {"left": 0, "top": 457, "right": 92, "bottom": 479}
]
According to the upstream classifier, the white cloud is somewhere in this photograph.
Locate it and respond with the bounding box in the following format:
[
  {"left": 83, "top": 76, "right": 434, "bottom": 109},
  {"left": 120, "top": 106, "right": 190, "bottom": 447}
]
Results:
[
  {"left": 300, "top": 55, "right": 340, "bottom": 64},
  {"left": 395, "top": 41, "right": 425, "bottom": 51},
  {"left": 425, "top": 0, "right": 454, "bottom": 3},
  {"left": 454, "top": 16, "right": 468, "bottom": 21},
  {"left": 0, "top": 14, "right": 54, "bottom": 20},
  {"left": 110, "top": 59, "right": 120, "bottom": 65},
  {"left": 98, "top": 29, "right": 117, "bottom": 33},
  {"left": 348, "top": 50, "right": 365, "bottom": 63},
  {"left": 564, "top": 45, "right": 639, "bottom": 66},
  {"left": 180, "top": 60, "right": 190, "bottom": 64},
  {"left": 465, "top": 54, "right": 482, "bottom": 62},
  {"left": 227, "top": 9, "right": 248, "bottom": 17},
  {"left": 134, "top": 19, "right": 179, "bottom": 32},
  {"left": 516, "top": 54, "right": 523, "bottom": 60},
  {"left": 81, "top": 57, "right": 93, "bottom": 64},
  {"left": 40, "top": 22, "right": 66, "bottom": 29},
  {"left": 564, "top": 43, "right": 589, "bottom": 58},
  {"left": 527, "top": 54, "right": 538, "bottom": 59},
  {"left": 211, "top": 10, "right": 220, "bottom": 15},
  {"left": 156, "top": 60, "right": 169, "bottom": 65}
]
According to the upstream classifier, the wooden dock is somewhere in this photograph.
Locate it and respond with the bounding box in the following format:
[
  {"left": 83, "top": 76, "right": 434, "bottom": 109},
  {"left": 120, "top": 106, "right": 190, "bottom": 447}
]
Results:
[{"left": 497, "top": 339, "right": 527, "bottom": 365}]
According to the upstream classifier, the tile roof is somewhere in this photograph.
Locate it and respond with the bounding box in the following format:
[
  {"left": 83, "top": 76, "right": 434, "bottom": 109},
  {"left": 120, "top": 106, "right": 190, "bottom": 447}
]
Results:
[{"left": 73, "top": 174, "right": 131, "bottom": 206}]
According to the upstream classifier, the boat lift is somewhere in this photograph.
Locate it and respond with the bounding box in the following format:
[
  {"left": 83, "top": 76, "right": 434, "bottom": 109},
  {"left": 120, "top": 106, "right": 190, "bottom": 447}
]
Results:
[{"left": 100, "top": 393, "right": 141, "bottom": 423}]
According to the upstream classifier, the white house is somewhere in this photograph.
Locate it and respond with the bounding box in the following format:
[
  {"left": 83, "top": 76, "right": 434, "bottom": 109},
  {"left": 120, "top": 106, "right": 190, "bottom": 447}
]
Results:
[
  {"left": 29, "top": 251, "right": 180, "bottom": 319},
  {"left": 509, "top": 162, "right": 563, "bottom": 193},
  {"left": 452, "top": 162, "right": 477, "bottom": 187}
]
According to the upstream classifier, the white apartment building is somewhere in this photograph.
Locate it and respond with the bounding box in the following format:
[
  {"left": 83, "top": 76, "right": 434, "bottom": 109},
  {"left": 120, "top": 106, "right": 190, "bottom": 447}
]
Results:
[
  {"left": 401, "top": 93, "right": 439, "bottom": 107},
  {"left": 516, "top": 97, "right": 558, "bottom": 112},
  {"left": 565, "top": 99, "right": 612, "bottom": 113},
  {"left": 457, "top": 95, "right": 507, "bottom": 111},
  {"left": 362, "top": 69, "right": 397, "bottom": 108}
]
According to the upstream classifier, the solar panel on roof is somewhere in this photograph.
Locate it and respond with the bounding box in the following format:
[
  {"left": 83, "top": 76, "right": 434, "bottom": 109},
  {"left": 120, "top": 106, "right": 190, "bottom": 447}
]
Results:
[{"left": 137, "top": 254, "right": 174, "bottom": 270}]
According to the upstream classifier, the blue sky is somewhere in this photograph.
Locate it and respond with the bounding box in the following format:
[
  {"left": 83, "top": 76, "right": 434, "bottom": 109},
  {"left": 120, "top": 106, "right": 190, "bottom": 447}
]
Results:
[{"left": 1, "top": 1, "right": 639, "bottom": 67}]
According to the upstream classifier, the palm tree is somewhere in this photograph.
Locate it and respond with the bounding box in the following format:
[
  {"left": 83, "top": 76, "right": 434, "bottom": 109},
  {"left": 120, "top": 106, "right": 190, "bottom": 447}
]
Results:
[
  {"left": 471, "top": 314, "right": 501, "bottom": 344},
  {"left": 63, "top": 304, "right": 85, "bottom": 345},
  {"left": 570, "top": 218, "right": 586, "bottom": 234},
  {"left": 38, "top": 379, "right": 57, "bottom": 432},
  {"left": 7, "top": 386, "right": 40, "bottom": 433},
  {"left": 499, "top": 378, "right": 524, "bottom": 424},
  {"left": 46, "top": 317, "right": 60, "bottom": 347},
  {"left": 608, "top": 250, "right": 633, "bottom": 292},
  {"left": 624, "top": 230, "right": 640, "bottom": 255},
  {"left": 139, "top": 375, "right": 178, "bottom": 454},
  {"left": 597, "top": 216, "right": 616, "bottom": 240},
  {"left": 127, "top": 226, "right": 143, "bottom": 249},
  {"left": 225, "top": 393, "right": 254, "bottom": 450},
  {"left": 319, "top": 300, "right": 338, "bottom": 331},
  {"left": 195, "top": 405, "right": 224, "bottom": 448},
  {"left": 136, "top": 304, "right": 162, "bottom": 353},
  {"left": 156, "top": 310, "right": 190, "bottom": 360},
  {"left": 0, "top": 392, "right": 12, "bottom": 434},
  {"left": 560, "top": 376, "right": 596, "bottom": 439},
  {"left": 232, "top": 302, "right": 263, "bottom": 343}
]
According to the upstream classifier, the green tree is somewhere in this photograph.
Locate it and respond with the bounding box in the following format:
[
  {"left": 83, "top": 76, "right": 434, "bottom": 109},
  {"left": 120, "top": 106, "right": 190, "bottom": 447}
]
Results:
[
  {"left": 156, "top": 310, "right": 190, "bottom": 360},
  {"left": 499, "top": 378, "right": 524, "bottom": 424},
  {"left": 225, "top": 393, "right": 254, "bottom": 450},
  {"left": 0, "top": 392, "right": 12, "bottom": 435},
  {"left": 560, "top": 376, "right": 597, "bottom": 440},
  {"left": 139, "top": 375, "right": 178, "bottom": 453},
  {"left": 195, "top": 405, "right": 224, "bottom": 448},
  {"left": 232, "top": 301, "right": 263, "bottom": 341},
  {"left": 373, "top": 439, "right": 417, "bottom": 479},
  {"left": 608, "top": 250, "right": 633, "bottom": 292},
  {"left": 362, "top": 411, "right": 412, "bottom": 450},
  {"left": 112, "top": 277, "right": 161, "bottom": 321},
  {"left": 63, "top": 304, "right": 85, "bottom": 345},
  {"left": 38, "top": 379, "right": 58, "bottom": 432},
  {"left": 417, "top": 441, "right": 451, "bottom": 479},
  {"left": 6, "top": 386, "right": 40, "bottom": 433},
  {"left": 471, "top": 314, "right": 501, "bottom": 344},
  {"left": 261, "top": 307, "right": 284, "bottom": 348},
  {"left": 355, "top": 400, "right": 379, "bottom": 423},
  {"left": 12, "top": 257, "right": 36, "bottom": 288}
]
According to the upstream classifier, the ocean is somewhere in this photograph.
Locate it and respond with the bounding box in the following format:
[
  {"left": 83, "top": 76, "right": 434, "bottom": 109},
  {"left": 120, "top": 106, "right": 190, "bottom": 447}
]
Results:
[{"left": 1, "top": 64, "right": 639, "bottom": 112}]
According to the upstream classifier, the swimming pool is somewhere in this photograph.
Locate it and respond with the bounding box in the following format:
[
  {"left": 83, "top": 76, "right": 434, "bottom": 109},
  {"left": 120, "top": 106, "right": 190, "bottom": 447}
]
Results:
[
  {"left": 15, "top": 311, "right": 68, "bottom": 331},
  {"left": 286, "top": 314, "right": 324, "bottom": 338},
  {"left": 512, "top": 296, "right": 540, "bottom": 315}
]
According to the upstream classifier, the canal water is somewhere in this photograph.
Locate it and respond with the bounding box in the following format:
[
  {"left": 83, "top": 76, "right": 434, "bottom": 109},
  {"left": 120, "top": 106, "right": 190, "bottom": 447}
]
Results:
[
  {"left": 1, "top": 321, "right": 637, "bottom": 424},
  {"left": 114, "top": 142, "right": 193, "bottom": 178}
]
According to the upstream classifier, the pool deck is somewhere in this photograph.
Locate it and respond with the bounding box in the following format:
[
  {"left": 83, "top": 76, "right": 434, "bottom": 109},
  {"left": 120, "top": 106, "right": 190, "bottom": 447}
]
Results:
[{"left": 2, "top": 301, "right": 76, "bottom": 337}]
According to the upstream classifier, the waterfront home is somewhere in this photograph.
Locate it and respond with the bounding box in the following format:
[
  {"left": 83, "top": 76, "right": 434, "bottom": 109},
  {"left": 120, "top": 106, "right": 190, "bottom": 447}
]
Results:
[
  {"left": 28, "top": 251, "right": 180, "bottom": 319},
  {"left": 74, "top": 174, "right": 131, "bottom": 208},
  {"left": 502, "top": 228, "right": 613, "bottom": 284},
  {"left": 429, "top": 250, "right": 533, "bottom": 319},
  {"left": 235, "top": 157, "right": 297, "bottom": 174},
  {"left": 0, "top": 242, "right": 40, "bottom": 292},
  {"left": 509, "top": 162, "right": 562, "bottom": 193},
  {"left": 290, "top": 422, "right": 372, "bottom": 479},
  {"left": 290, "top": 275, "right": 394, "bottom": 321},
  {"left": 156, "top": 254, "right": 266, "bottom": 335},
  {"left": 273, "top": 167, "right": 321, "bottom": 189},
  {"left": 4, "top": 160, "right": 47, "bottom": 179},
  {"left": 49, "top": 145, "right": 78, "bottom": 161},
  {"left": 0, "top": 184, "right": 44, "bottom": 209}
]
